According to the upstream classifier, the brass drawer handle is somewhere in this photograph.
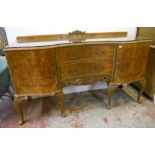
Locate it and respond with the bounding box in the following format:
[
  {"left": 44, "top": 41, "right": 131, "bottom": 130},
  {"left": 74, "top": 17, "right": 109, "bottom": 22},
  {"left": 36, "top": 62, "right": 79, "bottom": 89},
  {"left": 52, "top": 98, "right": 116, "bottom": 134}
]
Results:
[
  {"left": 68, "top": 69, "right": 77, "bottom": 74},
  {"left": 67, "top": 54, "right": 78, "bottom": 59},
  {"left": 94, "top": 66, "right": 105, "bottom": 70},
  {"left": 95, "top": 50, "right": 105, "bottom": 54}
]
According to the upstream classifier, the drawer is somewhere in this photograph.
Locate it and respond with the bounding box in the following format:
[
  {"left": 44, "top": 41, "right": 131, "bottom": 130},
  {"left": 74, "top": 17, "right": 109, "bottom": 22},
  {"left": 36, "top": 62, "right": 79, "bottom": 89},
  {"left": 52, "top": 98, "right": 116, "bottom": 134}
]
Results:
[
  {"left": 60, "top": 60, "right": 113, "bottom": 80},
  {"left": 59, "top": 44, "right": 114, "bottom": 62},
  {"left": 61, "top": 75, "right": 111, "bottom": 87}
]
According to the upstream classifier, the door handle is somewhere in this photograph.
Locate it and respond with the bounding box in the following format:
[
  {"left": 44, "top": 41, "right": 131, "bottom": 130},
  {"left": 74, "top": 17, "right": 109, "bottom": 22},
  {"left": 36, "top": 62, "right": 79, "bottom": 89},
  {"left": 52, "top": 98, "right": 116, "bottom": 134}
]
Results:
[{"left": 116, "top": 62, "right": 120, "bottom": 69}]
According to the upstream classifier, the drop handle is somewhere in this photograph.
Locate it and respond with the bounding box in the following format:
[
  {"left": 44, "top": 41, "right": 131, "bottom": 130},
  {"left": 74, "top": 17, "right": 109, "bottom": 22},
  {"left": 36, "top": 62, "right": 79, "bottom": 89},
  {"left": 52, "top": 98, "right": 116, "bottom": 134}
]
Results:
[
  {"left": 94, "top": 66, "right": 105, "bottom": 70},
  {"left": 68, "top": 69, "right": 77, "bottom": 74},
  {"left": 95, "top": 50, "right": 105, "bottom": 54},
  {"left": 67, "top": 54, "right": 78, "bottom": 59}
]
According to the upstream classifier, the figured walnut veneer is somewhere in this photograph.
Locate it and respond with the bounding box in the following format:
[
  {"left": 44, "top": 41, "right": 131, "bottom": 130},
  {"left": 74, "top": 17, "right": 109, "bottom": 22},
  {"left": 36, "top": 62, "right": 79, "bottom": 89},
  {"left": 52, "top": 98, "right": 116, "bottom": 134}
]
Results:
[
  {"left": 114, "top": 42, "right": 150, "bottom": 83},
  {"left": 5, "top": 48, "right": 58, "bottom": 96},
  {"left": 58, "top": 44, "right": 114, "bottom": 62}
]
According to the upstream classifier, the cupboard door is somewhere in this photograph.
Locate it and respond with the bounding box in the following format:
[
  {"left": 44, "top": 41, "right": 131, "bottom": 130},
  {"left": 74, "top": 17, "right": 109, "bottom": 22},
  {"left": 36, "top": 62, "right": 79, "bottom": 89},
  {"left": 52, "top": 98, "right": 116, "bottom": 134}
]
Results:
[
  {"left": 114, "top": 41, "right": 151, "bottom": 83},
  {"left": 5, "top": 48, "right": 58, "bottom": 95}
]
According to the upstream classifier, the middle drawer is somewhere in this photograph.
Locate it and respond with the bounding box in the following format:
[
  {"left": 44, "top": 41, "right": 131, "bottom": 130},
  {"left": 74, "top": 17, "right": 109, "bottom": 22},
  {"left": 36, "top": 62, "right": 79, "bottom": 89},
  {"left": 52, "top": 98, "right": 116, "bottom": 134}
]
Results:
[
  {"left": 58, "top": 44, "right": 114, "bottom": 62},
  {"left": 60, "top": 60, "right": 113, "bottom": 80}
]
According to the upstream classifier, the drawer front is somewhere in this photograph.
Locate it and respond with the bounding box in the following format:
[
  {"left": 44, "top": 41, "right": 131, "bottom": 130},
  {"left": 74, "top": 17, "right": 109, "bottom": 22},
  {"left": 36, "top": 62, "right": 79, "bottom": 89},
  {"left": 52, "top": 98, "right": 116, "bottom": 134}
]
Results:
[
  {"left": 59, "top": 44, "right": 114, "bottom": 62},
  {"left": 60, "top": 60, "right": 113, "bottom": 80},
  {"left": 61, "top": 75, "right": 111, "bottom": 87}
]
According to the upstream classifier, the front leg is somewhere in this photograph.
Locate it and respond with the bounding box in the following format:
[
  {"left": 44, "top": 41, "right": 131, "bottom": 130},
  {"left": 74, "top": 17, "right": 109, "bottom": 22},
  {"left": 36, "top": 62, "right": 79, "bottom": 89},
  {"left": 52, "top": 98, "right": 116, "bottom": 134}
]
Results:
[
  {"left": 107, "top": 82, "right": 118, "bottom": 109},
  {"left": 56, "top": 91, "right": 67, "bottom": 117},
  {"left": 137, "top": 80, "right": 146, "bottom": 104},
  {"left": 27, "top": 96, "right": 32, "bottom": 102},
  {"left": 14, "top": 96, "right": 25, "bottom": 125}
]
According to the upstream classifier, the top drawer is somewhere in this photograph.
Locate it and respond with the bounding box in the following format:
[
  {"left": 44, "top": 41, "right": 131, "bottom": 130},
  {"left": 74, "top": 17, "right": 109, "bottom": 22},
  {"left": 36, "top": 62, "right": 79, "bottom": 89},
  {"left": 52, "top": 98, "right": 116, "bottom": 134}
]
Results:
[{"left": 58, "top": 44, "right": 114, "bottom": 62}]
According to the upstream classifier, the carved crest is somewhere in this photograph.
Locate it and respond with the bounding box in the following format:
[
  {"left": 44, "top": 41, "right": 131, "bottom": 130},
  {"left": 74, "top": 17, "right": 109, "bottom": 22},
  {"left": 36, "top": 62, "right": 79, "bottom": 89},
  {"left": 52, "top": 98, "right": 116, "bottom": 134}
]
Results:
[{"left": 68, "top": 30, "right": 86, "bottom": 42}]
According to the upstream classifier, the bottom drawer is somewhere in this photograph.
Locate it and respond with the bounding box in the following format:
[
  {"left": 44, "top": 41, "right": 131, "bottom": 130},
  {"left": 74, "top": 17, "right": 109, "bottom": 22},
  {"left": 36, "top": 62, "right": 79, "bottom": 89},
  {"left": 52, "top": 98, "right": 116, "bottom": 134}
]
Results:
[
  {"left": 60, "top": 60, "right": 113, "bottom": 80},
  {"left": 61, "top": 75, "right": 111, "bottom": 87}
]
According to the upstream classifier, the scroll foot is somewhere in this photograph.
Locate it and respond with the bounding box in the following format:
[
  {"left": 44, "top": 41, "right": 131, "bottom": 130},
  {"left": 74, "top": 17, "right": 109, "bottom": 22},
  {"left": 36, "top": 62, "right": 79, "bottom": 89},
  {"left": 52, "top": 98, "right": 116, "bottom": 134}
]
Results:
[
  {"left": 137, "top": 80, "right": 146, "bottom": 104},
  {"left": 56, "top": 92, "right": 67, "bottom": 117}
]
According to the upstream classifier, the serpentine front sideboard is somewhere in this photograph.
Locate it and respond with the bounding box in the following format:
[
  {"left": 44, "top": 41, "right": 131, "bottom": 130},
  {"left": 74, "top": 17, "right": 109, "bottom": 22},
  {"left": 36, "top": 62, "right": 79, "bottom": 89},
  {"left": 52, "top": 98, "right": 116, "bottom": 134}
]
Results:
[{"left": 4, "top": 34, "right": 151, "bottom": 125}]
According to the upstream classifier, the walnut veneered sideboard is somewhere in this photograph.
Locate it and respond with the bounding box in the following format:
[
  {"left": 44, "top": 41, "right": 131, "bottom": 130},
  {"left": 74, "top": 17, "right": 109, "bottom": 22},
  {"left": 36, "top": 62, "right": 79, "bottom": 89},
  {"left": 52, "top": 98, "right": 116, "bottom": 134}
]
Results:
[{"left": 4, "top": 39, "right": 151, "bottom": 125}]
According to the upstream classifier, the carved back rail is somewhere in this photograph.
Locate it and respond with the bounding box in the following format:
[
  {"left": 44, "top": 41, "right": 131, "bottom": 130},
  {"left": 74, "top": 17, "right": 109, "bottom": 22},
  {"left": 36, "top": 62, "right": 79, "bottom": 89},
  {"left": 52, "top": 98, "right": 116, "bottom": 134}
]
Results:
[{"left": 16, "top": 30, "right": 128, "bottom": 43}]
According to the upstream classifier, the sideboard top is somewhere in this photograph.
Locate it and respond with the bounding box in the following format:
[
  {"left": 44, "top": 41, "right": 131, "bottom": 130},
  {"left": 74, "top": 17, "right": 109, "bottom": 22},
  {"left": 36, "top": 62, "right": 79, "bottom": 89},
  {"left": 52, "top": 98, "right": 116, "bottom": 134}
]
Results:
[{"left": 5, "top": 39, "right": 151, "bottom": 51}]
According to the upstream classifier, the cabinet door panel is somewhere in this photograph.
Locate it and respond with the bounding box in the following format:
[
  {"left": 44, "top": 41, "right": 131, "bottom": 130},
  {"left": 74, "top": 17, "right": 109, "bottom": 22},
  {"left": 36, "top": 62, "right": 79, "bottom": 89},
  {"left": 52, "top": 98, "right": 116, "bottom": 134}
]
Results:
[
  {"left": 114, "top": 41, "right": 151, "bottom": 83},
  {"left": 6, "top": 48, "right": 58, "bottom": 95}
]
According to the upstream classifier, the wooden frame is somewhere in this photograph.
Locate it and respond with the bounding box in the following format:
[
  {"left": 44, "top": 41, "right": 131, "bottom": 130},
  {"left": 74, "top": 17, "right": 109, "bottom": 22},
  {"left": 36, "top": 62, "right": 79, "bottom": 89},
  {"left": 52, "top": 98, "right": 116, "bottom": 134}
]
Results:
[{"left": 16, "top": 30, "right": 128, "bottom": 43}]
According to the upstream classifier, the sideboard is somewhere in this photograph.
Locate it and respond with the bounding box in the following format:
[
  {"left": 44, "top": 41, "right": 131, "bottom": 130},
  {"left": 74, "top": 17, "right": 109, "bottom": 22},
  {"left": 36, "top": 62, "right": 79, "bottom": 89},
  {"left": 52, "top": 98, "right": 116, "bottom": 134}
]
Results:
[{"left": 4, "top": 34, "right": 151, "bottom": 125}]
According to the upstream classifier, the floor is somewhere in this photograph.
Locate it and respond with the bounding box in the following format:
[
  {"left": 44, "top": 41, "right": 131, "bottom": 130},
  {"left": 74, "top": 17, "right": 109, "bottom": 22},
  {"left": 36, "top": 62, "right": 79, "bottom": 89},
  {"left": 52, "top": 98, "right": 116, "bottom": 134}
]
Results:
[{"left": 0, "top": 87, "right": 155, "bottom": 128}]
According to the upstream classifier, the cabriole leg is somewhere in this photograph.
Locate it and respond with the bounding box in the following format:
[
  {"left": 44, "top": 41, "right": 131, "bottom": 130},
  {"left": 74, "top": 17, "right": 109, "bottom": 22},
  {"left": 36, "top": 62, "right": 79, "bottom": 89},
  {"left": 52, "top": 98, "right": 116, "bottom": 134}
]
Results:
[
  {"left": 107, "top": 82, "right": 118, "bottom": 109},
  {"left": 14, "top": 96, "right": 25, "bottom": 125},
  {"left": 137, "top": 80, "right": 146, "bottom": 104},
  {"left": 57, "top": 92, "right": 67, "bottom": 117}
]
